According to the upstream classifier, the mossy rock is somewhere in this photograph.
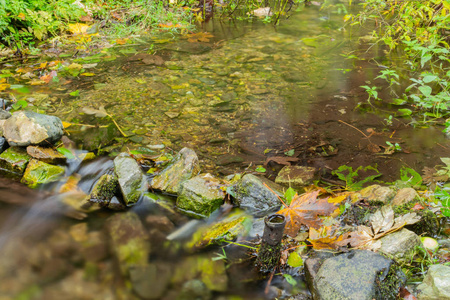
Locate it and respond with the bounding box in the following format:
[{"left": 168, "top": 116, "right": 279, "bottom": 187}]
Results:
[
  {"left": 0, "top": 147, "right": 31, "bottom": 176},
  {"left": 187, "top": 211, "right": 252, "bottom": 250},
  {"left": 21, "top": 159, "right": 65, "bottom": 188}
]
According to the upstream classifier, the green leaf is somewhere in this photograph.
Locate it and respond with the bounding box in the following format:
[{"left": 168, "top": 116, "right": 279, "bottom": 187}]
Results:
[
  {"left": 418, "top": 85, "right": 432, "bottom": 97},
  {"left": 421, "top": 54, "right": 432, "bottom": 67},
  {"left": 57, "top": 147, "right": 75, "bottom": 159},
  {"left": 396, "top": 108, "right": 412, "bottom": 116},
  {"left": 11, "top": 100, "right": 28, "bottom": 110},
  {"left": 284, "top": 187, "right": 296, "bottom": 205},
  {"left": 287, "top": 252, "right": 303, "bottom": 268},
  {"left": 69, "top": 90, "right": 80, "bottom": 97},
  {"left": 283, "top": 274, "right": 298, "bottom": 286},
  {"left": 423, "top": 75, "right": 438, "bottom": 83},
  {"left": 284, "top": 149, "right": 295, "bottom": 157},
  {"left": 255, "top": 166, "right": 266, "bottom": 173}
]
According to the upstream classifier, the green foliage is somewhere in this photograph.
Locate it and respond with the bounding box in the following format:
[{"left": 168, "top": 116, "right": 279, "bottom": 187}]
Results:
[
  {"left": 332, "top": 165, "right": 381, "bottom": 191},
  {"left": 284, "top": 187, "right": 296, "bottom": 205},
  {"left": 0, "top": 0, "right": 85, "bottom": 46},
  {"left": 392, "top": 166, "right": 423, "bottom": 189},
  {"left": 433, "top": 185, "right": 450, "bottom": 217},
  {"left": 350, "top": 0, "right": 450, "bottom": 130}
]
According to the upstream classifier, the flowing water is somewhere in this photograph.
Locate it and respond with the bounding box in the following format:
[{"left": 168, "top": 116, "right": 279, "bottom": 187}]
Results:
[{"left": 0, "top": 2, "right": 449, "bottom": 299}]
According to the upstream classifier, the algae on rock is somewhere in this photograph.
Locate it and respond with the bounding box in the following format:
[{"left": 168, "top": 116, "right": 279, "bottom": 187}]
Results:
[
  {"left": 21, "top": 159, "right": 65, "bottom": 188},
  {"left": 114, "top": 153, "right": 148, "bottom": 206},
  {"left": 176, "top": 173, "right": 225, "bottom": 218},
  {"left": 151, "top": 147, "right": 200, "bottom": 195},
  {"left": 0, "top": 146, "right": 31, "bottom": 176}
]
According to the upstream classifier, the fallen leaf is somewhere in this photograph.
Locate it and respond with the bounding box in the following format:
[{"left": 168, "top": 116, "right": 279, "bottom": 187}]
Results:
[
  {"left": 277, "top": 190, "right": 336, "bottom": 236},
  {"left": 264, "top": 156, "right": 299, "bottom": 166},
  {"left": 308, "top": 226, "right": 343, "bottom": 250},
  {"left": 82, "top": 106, "right": 108, "bottom": 118},
  {"left": 68, "top": 23, "right": 90, "bottom": 35}
]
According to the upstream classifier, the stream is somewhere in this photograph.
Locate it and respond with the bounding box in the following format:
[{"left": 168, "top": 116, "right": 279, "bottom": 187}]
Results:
[{"left": 0, "top": 1, "right": 449, "bottom": 299}]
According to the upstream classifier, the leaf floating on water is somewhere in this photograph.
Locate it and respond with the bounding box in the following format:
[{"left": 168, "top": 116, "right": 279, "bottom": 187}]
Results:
[{"left": 82, "top": 105, "right": 108, "bottom": 118}]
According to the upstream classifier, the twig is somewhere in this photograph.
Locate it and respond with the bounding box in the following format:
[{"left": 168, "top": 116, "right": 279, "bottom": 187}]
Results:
[
  {"left": 338, "top": 120, "right": 369, "bottom": 138},
  {"left": 263, "top": 182, "right": 289, "bottom": 208},
  {"left": 264, "top": 268, "right": 276, "bottom": 295},
  {"left": 107, "top": 114, "right": 127, "bottom": 137}
]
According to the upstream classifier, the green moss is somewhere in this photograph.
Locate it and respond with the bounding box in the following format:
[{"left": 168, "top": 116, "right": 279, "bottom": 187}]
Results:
[
  {"left": 0, "top": 147, "right": 31, "bottom": 175},
  {"left": 407, "top": 210, "right": 439, "bottom": 236},
  {"left": 256, "top": 243, "right": 282, "bottom": 273},
  {"left": 21, "top": 159, "right": 65, "bottom": 188},
  {"left": 374, "top": 264, "right": 406, "bottom": 300}
]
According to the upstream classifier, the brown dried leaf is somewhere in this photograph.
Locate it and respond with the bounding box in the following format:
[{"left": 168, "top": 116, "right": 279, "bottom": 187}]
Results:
[
  {"left": 264, "top": 156, "right": 299, "bottom": 166},
  {"left": 277, "top": 191, "right": 336, "bottom": 236}
]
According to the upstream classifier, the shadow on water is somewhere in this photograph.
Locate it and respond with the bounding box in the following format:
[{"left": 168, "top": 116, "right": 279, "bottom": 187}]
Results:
[{"left": 0, "top": 1, "right": 449, "bottom": 299}]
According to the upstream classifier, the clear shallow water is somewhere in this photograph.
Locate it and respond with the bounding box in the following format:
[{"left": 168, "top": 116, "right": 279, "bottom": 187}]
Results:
[{"left": 0, "top": 2, "right": 450, "bottom": 299}]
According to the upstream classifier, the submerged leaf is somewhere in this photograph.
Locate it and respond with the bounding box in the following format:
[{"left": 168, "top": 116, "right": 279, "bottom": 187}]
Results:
[{"left": 82, "top": 106, "right": 108, "bottom": 118}]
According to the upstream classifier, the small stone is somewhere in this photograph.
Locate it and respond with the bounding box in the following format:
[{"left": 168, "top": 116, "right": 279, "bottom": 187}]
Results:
[
  {"left": 151, "top": 147, "right": 200, "bottom": 195},
  {"left": 130, "top": 263, "right": 172, "bottom": 300},
  {"left": 3, "top": 111, "right": 63, "bottom": 146},
  {"left": 232, "top": 174, "right": 284, "bottom": 217},
  {"left": 26, "top": 145, "right": 66, "bottom": 164},
  {"left": 391, "top": 188, "right": 419, "bottom": 206},
  {"left": 0, "top": 137, "right": 7, "bottom": 153},
  {"left": 378, "top": 228, "right": 421, "bottom": 263},
  {"left": 0, "top": 109, "right": 11, "bottom": 120},
  {"left": 21, "top": 159, "right": 65, "bottom": 188},
  {"left": 0, "top": 146, "right": 31, "bottom": 176},
  {"left": 275, "top": 165, "right": 316, "bottom": 188},
  {"left": 177, "top": 173, "right": 226, "bottom": 218},
  {"left": 114, "top": 153, "right": 148, "bottom": 206},
  {"left": 351, "top": 185, "right": 396, "bottom": 204},
  {"left": 417, "top": 264, "right": 450, "bottom": 300}
]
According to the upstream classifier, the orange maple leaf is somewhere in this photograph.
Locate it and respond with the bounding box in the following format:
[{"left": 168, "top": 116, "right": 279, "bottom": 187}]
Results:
[
  {"left": 277, "top": 190, "right": 336, "bottom": 237},
  {"left": 308, "top": 227, "right": 343, "bottom": 250}
]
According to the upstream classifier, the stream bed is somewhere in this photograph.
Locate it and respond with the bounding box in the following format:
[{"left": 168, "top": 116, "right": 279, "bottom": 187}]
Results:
[{"left": 0, "top": 1, "right": 449, "bottom": 299}]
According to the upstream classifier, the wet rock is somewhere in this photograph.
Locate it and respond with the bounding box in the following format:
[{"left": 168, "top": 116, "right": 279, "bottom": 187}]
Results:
[
  {"left": 275, "top": 165, "right": 316, "bottom": 188},
  {"left": 232, "top": 174, "right": 284, "bottom": 217},
  {"left": 3, "top": 111, "right": 63, "bottom": 146},
  {"left": 0, "top": 137, "right": 7, "bottom": 153},
  {"left": 26, "top": 145, "right": 66, "bottom": 164},
  {"left": 145, "top": 215, "right": 175, "bottom": 233},
  {"left": 378, "top": 228, "right": 421, "bottom": 263},
  {"left": 114, "top": 153, "right": 148, "bottom": 206},
  {"left": 0, "top": 146, "right": 31, "bottom": 176},
  {"left": 151, "top": 147, "right": 200, "bottom": 194},
  {"left": 216, "top": 154, "right": 244, "bottom": 166},
  {"left": 141, "top": 192, "right": 183, "bottom": 223},
  {"left": 71, "top": 124, "right": 119, "bottom": 151},
  {"left": 309, "top": 250, "right": 402, "bottom": 300},
  {"left": 417, "top": 264, "right": 450, "bottom": 300},
  {"left": 177, "top": 173, "right": 226, "bottom": 218},
  {"left": 391, "top": 188, "right": 419, "bottom": 206},
  {"left": 177, "top": 280, "right": 212, "bottom": 300},
  {"left": 351, "top": 185, "right": 396, "bottom": 204},
  {"left": 187, "top": 211, "right": 252, "bottom": 250},
  {"left": 69, "top": 224, "right": 108, "bottom": 263},
  {"left": 87, "top": 174, "right": 125, "bottom": 210},
  {"left": 130, "top": 263, "right": 172, "bottom": 300},
  {"left": 106, "top": 212, "right": 150, "bottom": 275},
  {"left": 0, "top": 109, "right": 11, "bottom": 120},
  {"left": 172, "top": 253, "right": 228, "bottom": 292},
  {"left": 21, "top": 159, "right": 65, "bottom": 188}
]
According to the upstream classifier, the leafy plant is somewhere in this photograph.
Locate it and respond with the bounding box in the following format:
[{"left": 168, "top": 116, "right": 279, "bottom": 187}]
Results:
[{"left": 332, "top": 165, "right": 381, "bottom": 191}]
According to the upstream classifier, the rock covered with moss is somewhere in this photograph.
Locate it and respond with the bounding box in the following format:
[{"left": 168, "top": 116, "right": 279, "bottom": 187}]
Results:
[
  {"left": 0, "top": 146, "right": 31, "bottom": 176},
  {"left": 151, "top": 147, "right": 200, "bottom": 195},
  {"left": 106, "top": 212, "right": 150, "bottom": 276},
  {"left": 275, "top": 165, "right": 316, "bottom": 188},
  {"left": 21, "top": 159, "right": 65, "bottom": 188},
  {"left": 176, "top": 173, "right": 226, "bottom": 218},
  {"left": 3, "top": 111, "right": 63, "bottom": 146},
  {"left": 114, "top": 153, "right": 148, "bottom": 206}
]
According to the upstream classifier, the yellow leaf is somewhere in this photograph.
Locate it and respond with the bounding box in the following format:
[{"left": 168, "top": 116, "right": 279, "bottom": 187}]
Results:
[
  {"left": 0, "top": 78, "right": 5, "bottom": 83},
  {"left": 62, "top": 121, "right": 73, "bottom": 128},
  {"left": 68, "top": 23, "right": 90, "bottom": 34},
  {"left": 17, "top": 12, "right": 26, "bottom": 20},
  {"left": 29, "top": 79, "right": 46, "bottom": 85},
  {"left": 67, "top": 63, "right": 83, "bottom": 70},
  {"left": 81, "top": 73, "right": 95, "bottom": 76},
  {"left": 0, "top": 84, "right": 10, "bottom": 91}
]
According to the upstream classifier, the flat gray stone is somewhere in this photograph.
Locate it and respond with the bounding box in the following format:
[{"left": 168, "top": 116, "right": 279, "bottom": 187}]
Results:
[
  {"left": 275, "top": 165, "right": 316, "bottom": 188},
  {"left": 417, "top": 264, "right": 450, "bottom": 300},
  {"left": 378, "top": 228, "right": 421, "bottom": 262},
  {"left": 114, "top": 153, "right": 148, "bottom": 206},
  {"left": 313, "top": 250, "right": 395, "bottom": 300},
  {"left": 391, "top": 188, "right": 419, "bottom": 206}
]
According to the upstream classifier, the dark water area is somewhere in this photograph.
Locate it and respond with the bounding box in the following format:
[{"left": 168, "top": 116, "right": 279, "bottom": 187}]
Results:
[{"left": 0, "top": 1, "right": 449, "bottom": 299}]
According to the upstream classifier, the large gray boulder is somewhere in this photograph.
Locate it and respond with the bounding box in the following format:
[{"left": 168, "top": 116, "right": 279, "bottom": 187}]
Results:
[
  {"left": 232, "top": 174, "right": 284, "bottom": 217},
  {"left": 307, "top": 250, "right": 404, "bottom": 300},
  {"left": 114, "top": 153, "right": 148, "bottom": 206},
  {"left": 3, "top": 111, "right": 63, "bottom": 146},
  {"left": 151, "top": 147, "right": 200, "bottom": 194},
  {"left": 177, "top": 173, "right": 225, "bottom": 218},
  {"left": 417, "top": 264, "right": 450, "bottom": 300}
]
